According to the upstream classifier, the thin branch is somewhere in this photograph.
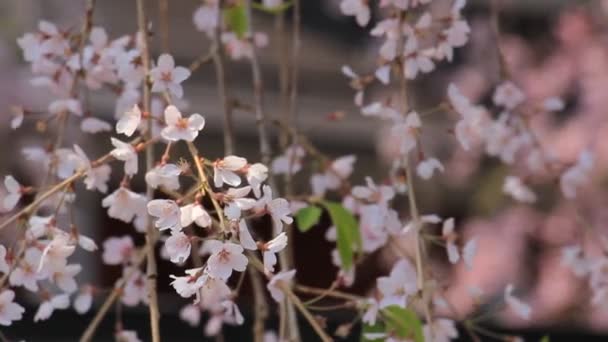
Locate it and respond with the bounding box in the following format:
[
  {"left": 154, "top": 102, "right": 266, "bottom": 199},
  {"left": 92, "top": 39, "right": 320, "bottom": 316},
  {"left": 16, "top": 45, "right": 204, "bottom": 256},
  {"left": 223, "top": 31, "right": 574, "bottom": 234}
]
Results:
[
  {"left": 135, "top": 0, "right": 161, "bottom": 341},
  {"left": 212, "top": 1, "right": 235, "bottom": 155},
  {"left": 247, "top": 256, "right": 268, "bottom": 342},
  {"left": 158, "top": 0, "right": 169, "bottom": 53},
  {"left": 80, "top": 246, "right": 148, "bottom": 342},
  {"left": 282, "top": 283, "right": 333, "bottom": 342}
]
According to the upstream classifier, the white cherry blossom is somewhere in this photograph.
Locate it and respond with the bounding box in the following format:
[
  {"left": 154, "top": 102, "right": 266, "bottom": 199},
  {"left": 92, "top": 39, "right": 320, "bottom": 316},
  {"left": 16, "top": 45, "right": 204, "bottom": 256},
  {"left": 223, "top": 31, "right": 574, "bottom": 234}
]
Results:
[
  {"left": 213, "top": 156, "right": 247, "bottom": 188},
  {"left": 147, "top": 199, "right": 181, "bottom": 231},
  {"left": 267, "top": 269, "right": 296, "bottom": 303},
  {"left": 81, "top": 117, "right": 112, "bottom": 133},
  {"left": 102, "top": 236, "right": 135, "bottom": 265},
  {"left": 3, "top": 175, "right": 22, "bottom": 210},
  {"left": 377, "top": 259, "right": 418, "bottom": 308},
  {"left": 116, "top": 104, "right": 142, "bottom": 137},
  {"left": 493, "top": 81, "right": 525, "bottom": 110},
  {"left": 110, "top": 137, "right": 138, "bottom": 176},
  {"left": 257, "top": 185, "right": 293, "bottom": 231},
  {"left": 503, "top": 176, "right": 536, "bottom": 203},
  {"left": 0, "top": 290, "right": 24, "bottom": 326},
  {"left": 238, "top": 220, "right": 257, "bottom": 251},
  {"left": 262, "top": 232, "right": 288, "bottom": 273},
  {"left": 34, "top": 294, "right": 69, "bottom": 322},
  {"left": 102, "top": 187, "right": 146, "bottom": 223},
  {"left": 206, "top": 241, "right": 248, "bottom": 280},
  {"left": 246, "top": 163, "right": 268, "bottom": 198},
  {"left": 416, "top": 158, "right": 445, "bottom": 180},
  {"left": 150, "top": 54, "right": 191, "bottom": 98},
  {"left": 161, "top": 105, "right": 206, "bottom": 142},
  {"left": 145, "top": 163, "right": 181, "bottom": 190},
  {"left": 165, "top": 231, "right": 191, "bottom": 264},
  {"left": 504, "top": 284, "right": 531, "bottom": 320},
  {"left": 340, "top": 0, "right": 371, "bottom": 27},
  {"left": 180, "top": 203, "right": 212, "bottom": 228}
]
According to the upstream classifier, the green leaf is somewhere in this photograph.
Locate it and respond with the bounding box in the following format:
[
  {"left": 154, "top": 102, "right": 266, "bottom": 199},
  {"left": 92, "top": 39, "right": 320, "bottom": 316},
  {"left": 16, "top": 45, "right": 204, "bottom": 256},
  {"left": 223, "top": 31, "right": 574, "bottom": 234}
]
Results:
[
  {"left": 539, "top": 336, "right": 550, "bottom": 342},
  {"left": 252, "top": 1, "right": 293, "bottom": 14},
  {"left": 295, "top": 206, "right": 322, "bottom": 232},
  {"left": 224, "top": 3, "right": 248, "bottom": 39},
  {"left": 321, "top": 201, "right": 361, "bottom": 271},
  {"left": 382, "top": 306, "right": 424, "bottom": 342},
  {"left": 360, "top": 322, "right": 385, "bottom": 342}
]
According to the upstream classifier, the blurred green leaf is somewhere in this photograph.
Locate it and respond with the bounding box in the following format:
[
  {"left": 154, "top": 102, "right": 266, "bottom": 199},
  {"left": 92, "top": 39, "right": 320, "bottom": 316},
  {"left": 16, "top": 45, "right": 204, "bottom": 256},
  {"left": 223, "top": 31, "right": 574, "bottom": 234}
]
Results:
[
  {"left": 539, "top": 336, "right": 550, "bottom": 342},
  {"left": 382, "top": 306, "right": 424, "bottom": 342},
  {"left": 224, "top": 3, "right": 248, "bottom": 39},
  {"left": 360, "top": 322, "right": 385, "bottom": 342},
  {"left": 295, "top": 205, "right": 322, "bottom": 232},
  {"left": 321, "top": 201, "right": 360, "bottom": 271}
]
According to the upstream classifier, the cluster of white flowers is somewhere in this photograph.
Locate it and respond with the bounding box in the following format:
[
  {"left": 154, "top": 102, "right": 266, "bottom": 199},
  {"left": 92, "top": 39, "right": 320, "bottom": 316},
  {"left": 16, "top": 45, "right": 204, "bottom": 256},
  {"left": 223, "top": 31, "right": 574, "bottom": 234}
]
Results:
[{"left": 1, "top": 0, "right": 600, "bottom": 340}]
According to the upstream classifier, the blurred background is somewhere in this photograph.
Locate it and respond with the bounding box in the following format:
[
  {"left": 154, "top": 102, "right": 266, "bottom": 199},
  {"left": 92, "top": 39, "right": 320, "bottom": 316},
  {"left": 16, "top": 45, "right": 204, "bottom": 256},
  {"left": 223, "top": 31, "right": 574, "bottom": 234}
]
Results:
[{"left": 1, "top": 0, "right": 608, "bottom": 340}]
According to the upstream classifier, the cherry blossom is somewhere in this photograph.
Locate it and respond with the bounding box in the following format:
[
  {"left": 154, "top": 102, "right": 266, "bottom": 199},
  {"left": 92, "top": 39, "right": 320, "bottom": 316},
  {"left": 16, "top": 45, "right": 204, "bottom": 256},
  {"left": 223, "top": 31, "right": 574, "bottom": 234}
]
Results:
[
  {"left": 102, "top": 236, "right": 135, "bottom": 265},
  {"left": 170, "top": 267, "right": 207, "bottom": 300},
  {"left": 73, "top": 145, "right": 111, "bottom": 193},
  {"left": 180, "top": 203, "right": 212, "bottom": 228},
  {"left": 161, "top": 105, "right": 206, "bottom": 142},
  {"left": 73, "top": 288, "right": 93, "bottom": 314},
  {"left": 116, "top": 104, "right": 142, "bottom": 137},
  {"left": 51, "top": 264, "right": 81, "bottom": 293},
  {"left": 504, "top": 284, "right": 531, "bottom": 320},
  {"left": 81, "top": 117, "right": 112, "bottom": 134},
  {"left": 3, "top": 175, "right": 22, "bottom": 210},
  {"left": 257, "top": 185, "right": 293, "bottom": 231},
  {"left": 0, "top": 291, "right": 24, "bottom": 326},
  {"left": 145, "top": 163, "right": 181, "bottom": 190},
  {"left": 271, "top": 145, "right": 305, "bottom": 176},
  {"left": 238, "top": 220, "right": 257, "bottom": 251},
  {"left": 267, "top": 269, "right": 296, "bottom": 303},
  {"left": 416, "top": 157, "right": 445, "bottom": 180},
  {"left": 10, "top": 248, "right": 46, "bottom": 292},
  {"left": 262, "top": 232, "right": 288, "bottom": 273},
  {"left": 102, "top": 187, "right": 146, "bottom": 223},
  {"left": 223, "top": 186, "right": 256, "bottom": 221},
  {"left": 493, "top": 81, "right": 526, "bottom": 110},
  {"left": 213, "top": 156, "right": 247, "bottom": 188},
  {"left": 180, "top": 304, "right": 201, "bottom": 327},
  {"left": 447, "top": 83, "right": 488, "bottom": 150},
  {"left": 150, "top": 54, "right": 191, "bottom": 98},
  {"left": 311, "top": 155, "right": 356, "bottom": 196},
  {"left": 503, "top": 176, "right": 536, "bottom": 203},
  {"left": 246, "top": 163, "right": 268, "bottom": 198},
  {"left": 193, "top": 3, "right": 219, "bottom": 36},
  {"left": 110, "top": 137, "right": 138, "bottom": 176},
  {"left": 165, "top": 231, "right": 191, "bottom": 264},
  {"left": 560, "top": 150, "right": 594, "bottom": 199},
  {"left": 34, "top": 294, "right": 69, "bottom": 322},
  {"left": 0, "top": 245, "right": 9, "bottom": 274},
  {"left": 206, "top": 241, "right": 248, "bottom": 280},
  {"left": 340, "top": 0, "right": 371, "bottom": 27},
  {"left": 423, "top": 318, "right": 459, "bottom": 342},
  {"left": 403, "top": 37, "right": 435, "bottom": 79},
  {"left": 147, "top": 199, "right": 182, "bottom": 231},
  {"left": 115, "top": 330, "right": 142, "bottom": 342},
  {"left": 377, "top": 259, "right": 418, "bottom": 308}
]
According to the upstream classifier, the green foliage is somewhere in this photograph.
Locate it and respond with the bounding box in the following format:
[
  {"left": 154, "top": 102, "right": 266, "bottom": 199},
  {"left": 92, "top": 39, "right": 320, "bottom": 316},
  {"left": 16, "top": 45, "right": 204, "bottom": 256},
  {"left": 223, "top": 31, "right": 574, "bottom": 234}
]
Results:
[
  {"left": 224, "top": 3, "right": 248, "bottom": 39},
  {"left": 360, "top": 322, "right": 385, "bottom": 342},
  {"left": 295, "top": 205, "right": 322, "bottom": 232},
  {"left": 382, "top": 306, "right": 424, "bottom": 342},
  {"left": 321, "top": 201, "right": 361, "bottom": 271}
]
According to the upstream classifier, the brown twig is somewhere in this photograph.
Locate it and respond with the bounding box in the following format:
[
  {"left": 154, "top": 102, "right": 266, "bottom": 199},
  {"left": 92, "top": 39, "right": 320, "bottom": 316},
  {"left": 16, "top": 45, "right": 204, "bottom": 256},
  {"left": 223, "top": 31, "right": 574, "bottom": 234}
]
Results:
[
  {"left": 135, "top": 0, "right": 161, "bottom": 341},
  {"left": 79, "top": 246, "right": 148, "bottom": 341}
]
